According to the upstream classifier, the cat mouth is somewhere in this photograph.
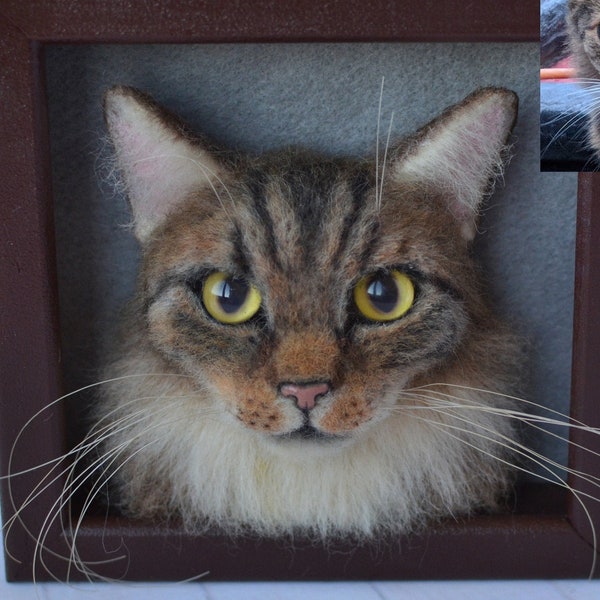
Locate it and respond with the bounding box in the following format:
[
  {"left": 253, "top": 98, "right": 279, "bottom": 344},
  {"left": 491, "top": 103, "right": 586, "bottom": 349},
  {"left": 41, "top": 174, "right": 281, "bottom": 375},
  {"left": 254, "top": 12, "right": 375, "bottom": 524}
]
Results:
[{"left": 276, "top": 424, "right": 343, "bottom": 442}]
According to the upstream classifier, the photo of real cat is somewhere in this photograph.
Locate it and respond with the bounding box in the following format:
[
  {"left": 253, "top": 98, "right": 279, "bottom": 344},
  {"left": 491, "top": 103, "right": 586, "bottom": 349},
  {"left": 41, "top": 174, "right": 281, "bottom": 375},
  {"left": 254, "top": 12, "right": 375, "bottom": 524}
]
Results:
[
  {"left": 88, "top": 84, "right": 524, "bottom": 538},
  {"left": 567, "top": 0, "right": 600, "bottom": 157}
]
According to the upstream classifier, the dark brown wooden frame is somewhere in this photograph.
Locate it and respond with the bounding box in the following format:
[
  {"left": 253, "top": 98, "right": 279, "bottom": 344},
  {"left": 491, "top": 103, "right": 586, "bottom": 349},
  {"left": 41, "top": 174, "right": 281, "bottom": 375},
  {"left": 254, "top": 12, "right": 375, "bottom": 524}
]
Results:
[{"left": 2, "top": 0, "right": 596, "bottom": 583}]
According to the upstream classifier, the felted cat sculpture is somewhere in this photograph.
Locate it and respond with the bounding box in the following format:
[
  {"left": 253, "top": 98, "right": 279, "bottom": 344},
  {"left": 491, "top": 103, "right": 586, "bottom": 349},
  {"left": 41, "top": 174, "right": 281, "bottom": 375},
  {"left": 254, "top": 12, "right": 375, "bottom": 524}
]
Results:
[{"left": 95, "top": 85, "right": 521, "bottom": 539}]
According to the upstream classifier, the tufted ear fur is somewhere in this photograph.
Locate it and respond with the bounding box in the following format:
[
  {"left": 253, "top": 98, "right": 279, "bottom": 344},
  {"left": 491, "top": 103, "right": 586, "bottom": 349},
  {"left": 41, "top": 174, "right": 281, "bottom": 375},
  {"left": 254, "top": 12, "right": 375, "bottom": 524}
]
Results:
[
  {"left": 390, "top": 87, "right": 518, "bottom": 241},
  {"left": 104, "top": 86, "right": 226, "bottom": 242}
]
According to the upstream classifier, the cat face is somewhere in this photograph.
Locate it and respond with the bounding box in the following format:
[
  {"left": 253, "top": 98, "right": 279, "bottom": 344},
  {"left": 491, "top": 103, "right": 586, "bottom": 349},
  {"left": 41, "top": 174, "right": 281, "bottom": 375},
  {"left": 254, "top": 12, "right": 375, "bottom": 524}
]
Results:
[
  {"left": 569, "top": 1, "right": 600, "bottom": 76},
  {"left": 98, "top": 86, "right": 523, "bottom": 535},
  {"left": 105, "top": 86, "right": 516, "bottom": 450},
  {"left": 568, "top": 1, "right": 600, "bottom": 150},
  {"left": 142, "top": 157, "right": 472, "bottom": 445}
]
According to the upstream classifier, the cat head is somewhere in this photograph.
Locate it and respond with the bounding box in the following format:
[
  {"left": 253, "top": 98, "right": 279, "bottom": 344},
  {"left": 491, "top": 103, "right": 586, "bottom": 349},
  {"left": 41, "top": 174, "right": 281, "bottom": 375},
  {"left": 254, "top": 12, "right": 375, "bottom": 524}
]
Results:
[
  {"left": 568, "top": 0, "right": 600, "bottom": 79},
  {"left": 104, "top": 85, "right": 517, "bottom": 450}
]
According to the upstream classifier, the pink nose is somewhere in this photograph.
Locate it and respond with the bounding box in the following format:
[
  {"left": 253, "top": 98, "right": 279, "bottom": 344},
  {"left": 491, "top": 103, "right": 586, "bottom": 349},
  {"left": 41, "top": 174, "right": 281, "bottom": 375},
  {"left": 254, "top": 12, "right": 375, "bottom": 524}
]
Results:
[{"left": 280, "top": 382, "right": 331, "bottom": 411}]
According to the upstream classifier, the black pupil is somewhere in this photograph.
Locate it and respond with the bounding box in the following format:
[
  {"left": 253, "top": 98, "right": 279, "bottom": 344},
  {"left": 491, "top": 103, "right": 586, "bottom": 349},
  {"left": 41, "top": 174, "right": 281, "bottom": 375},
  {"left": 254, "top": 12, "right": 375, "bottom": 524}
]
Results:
[
  {"left": 216, "top": 277, "right": 249, "bottom": 313},
  {"left": 366, "top": 273, "right": 398, "bottom": 314}
]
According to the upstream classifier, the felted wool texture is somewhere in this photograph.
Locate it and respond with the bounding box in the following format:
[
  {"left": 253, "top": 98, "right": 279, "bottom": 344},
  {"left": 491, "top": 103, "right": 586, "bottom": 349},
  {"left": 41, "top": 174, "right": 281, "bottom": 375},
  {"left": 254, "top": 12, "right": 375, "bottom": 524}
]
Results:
[{"left": 45, "top": 42, "right": 576, "bottom": 477}]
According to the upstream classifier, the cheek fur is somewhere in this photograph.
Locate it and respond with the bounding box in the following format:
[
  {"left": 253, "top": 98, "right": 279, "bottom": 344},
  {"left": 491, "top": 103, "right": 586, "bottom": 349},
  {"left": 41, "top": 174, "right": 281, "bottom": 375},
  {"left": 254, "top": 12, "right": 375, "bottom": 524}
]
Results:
[
  {"left": 316, "top": 385, "right": 375, "bottom": 434},
  {"left": 146, "top": 288, "right": 264, "bottom": 369},
  {"left": 146, "top": 286, "right": 467, "bottom": 439},
  {"left": 209, "top": 371, "right": 304, "bottom": 434},
  {"left": 352, "top": 298, "right": 468, "bottom": 374}
]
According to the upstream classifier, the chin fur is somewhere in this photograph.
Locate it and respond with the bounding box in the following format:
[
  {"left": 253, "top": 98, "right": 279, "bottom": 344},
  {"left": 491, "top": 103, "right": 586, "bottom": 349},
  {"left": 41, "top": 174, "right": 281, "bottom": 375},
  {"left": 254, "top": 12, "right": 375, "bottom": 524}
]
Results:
[{"left": 99, "top": 340, "right": 517, "bottom": 540}]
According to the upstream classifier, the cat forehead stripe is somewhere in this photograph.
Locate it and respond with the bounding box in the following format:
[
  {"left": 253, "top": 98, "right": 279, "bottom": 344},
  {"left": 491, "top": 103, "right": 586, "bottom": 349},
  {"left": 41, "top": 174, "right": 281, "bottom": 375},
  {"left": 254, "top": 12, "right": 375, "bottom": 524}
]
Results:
[
  {"left": 243, "top": 168, "right": 285, "bottom": 271},
  {"left": 240, "top": 158, "right": 375, "bottom": 274},
  {"left": 329, "top": 168, "right": 374, "bottom": 272}
]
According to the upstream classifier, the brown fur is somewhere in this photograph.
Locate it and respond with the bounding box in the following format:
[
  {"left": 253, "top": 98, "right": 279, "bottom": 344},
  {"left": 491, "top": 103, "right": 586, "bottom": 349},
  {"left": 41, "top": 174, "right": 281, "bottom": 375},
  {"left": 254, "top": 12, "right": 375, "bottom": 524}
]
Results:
[{"left": 94, "top": 85, "right": 523, "bottom": 537}]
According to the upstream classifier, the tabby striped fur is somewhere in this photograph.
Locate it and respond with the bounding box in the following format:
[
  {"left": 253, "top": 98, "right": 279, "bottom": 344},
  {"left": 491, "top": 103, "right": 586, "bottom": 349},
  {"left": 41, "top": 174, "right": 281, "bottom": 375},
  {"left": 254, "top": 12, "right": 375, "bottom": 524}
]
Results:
[{"left": 96, "top": 85, "right": 522, "bottom": 538}]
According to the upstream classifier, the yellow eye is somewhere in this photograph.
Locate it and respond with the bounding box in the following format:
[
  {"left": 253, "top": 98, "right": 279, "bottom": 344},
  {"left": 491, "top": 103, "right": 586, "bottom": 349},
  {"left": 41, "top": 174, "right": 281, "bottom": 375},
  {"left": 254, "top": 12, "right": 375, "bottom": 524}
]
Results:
[
  {"left": 353, "top": 270, "right": 415, "bottom": 322},
  {"left": 202, "top": 272, "right": 262, "bottom": 324}
]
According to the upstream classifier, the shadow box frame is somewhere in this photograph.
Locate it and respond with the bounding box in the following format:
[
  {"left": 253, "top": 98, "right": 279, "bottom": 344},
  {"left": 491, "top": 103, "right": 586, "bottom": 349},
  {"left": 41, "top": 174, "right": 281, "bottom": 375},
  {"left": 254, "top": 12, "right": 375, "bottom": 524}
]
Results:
[{"left": 1, "top": 0, "right": 598, "bottom": 584}]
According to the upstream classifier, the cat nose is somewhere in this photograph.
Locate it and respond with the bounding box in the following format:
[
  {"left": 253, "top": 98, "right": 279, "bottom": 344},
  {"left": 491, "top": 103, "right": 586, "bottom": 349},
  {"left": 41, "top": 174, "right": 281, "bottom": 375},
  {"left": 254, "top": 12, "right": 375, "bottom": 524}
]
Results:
[{"left": 280, "top": 382, "right": 331, "bottom": 411}]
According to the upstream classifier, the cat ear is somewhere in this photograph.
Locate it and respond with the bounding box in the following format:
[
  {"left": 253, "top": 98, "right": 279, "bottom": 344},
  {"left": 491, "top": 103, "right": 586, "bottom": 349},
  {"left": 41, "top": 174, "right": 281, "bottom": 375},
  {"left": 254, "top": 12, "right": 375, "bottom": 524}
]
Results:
[
  {"left": 390, "top": 87, "right": 518, "bottom": 241},
  {"left": 104, "top": 86, "right": 225, "bottom": 242}
]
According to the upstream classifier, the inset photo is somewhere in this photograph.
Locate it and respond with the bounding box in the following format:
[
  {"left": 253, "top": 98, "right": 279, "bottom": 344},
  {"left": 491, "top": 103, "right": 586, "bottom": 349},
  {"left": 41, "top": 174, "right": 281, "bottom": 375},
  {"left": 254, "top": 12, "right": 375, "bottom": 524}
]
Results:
[{"left": 541, "top": 0, "right": 600, "bottom": 170}]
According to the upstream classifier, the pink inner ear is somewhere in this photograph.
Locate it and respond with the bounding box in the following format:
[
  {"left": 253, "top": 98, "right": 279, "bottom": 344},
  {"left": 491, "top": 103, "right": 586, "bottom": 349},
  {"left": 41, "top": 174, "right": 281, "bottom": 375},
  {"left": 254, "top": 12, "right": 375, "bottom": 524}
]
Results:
[
  {"left": 111, "top": 121, "right": 171, "bottom": 229},
  {"left": 393, "top": 91, "right": 516, "bottom": 241},
  {"left": 447, "top": 110, "right": 505, "bottom": 219},
  {"left": 113, "top": 120, "right": 158, "bottom": 178},
  {"left": 454, "top": 105, "right": 508, "bottom": 170},
  {"left": 108, "top": 98, "right": 220, "bottom": 240},
  {"left": 469, "top": 107, "right": 507, "bottom": 155}
]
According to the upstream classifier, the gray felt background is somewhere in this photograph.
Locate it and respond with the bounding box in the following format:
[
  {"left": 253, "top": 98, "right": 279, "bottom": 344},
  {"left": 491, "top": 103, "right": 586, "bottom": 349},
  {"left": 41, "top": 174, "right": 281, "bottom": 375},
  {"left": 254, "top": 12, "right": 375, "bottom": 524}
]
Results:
[{"left": 46, "top": 43, "right": 576, "bottom": 476}]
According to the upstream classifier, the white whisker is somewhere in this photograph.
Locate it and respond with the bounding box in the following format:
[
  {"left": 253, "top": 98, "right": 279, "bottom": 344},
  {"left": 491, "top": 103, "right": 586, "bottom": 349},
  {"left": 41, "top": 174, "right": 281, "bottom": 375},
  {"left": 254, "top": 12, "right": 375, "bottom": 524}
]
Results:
[
  {"left": 33, "top": 405, "right": 219, "bottom": 583},
  {"left": 6, "top": 405, "right": 170, "bottom": 568},
  {"left": 411, "top": 382, "right": 595, "bottom": 430},
  {"left": 401, "top": 389, "right": 600, "bottom": 451},
  {"left": 404, "top": 407, "right": 597, "bottom": 577},
  {"left": 541, "top": 110, "right": 590, "bottom": 157},
  {"left": 3, "top": 374, "right": 218, "bottom": 583},
  {"left": 378, "top": 110, "right": 395, "bottom": 213},
  {"left": 392, "top": 387, "right": 600, "bottom": 490},
  {"left": 375, "top": 76, "right": 384, "bottom": 212},
  {"left": 406, "top": 396, "right": 600, "bottom": 492}
]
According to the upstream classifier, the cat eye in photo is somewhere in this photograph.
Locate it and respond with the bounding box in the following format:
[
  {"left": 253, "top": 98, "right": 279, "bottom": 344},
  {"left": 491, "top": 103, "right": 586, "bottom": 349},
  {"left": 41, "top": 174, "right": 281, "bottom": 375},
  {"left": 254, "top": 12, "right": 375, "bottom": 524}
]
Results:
[{"left": 2, "top": 0, "right": 599, "bottom": 587}]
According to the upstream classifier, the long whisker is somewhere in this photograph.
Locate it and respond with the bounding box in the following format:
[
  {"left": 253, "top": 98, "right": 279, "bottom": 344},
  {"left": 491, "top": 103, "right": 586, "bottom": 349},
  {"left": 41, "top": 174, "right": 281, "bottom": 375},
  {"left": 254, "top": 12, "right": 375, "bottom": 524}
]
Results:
[
  {"left": 378, "top": 110, "right": 395, "bottom": 213},
  {"left": 393, "top": 388, "right": 600, "bottom": 490},
  {"left": 63, "top": 407, "right": 218, "bottom": 584},
  {"left": 3, "top": 375, "right": 217, "bottom": 583},
  {"left": 401, "top": 389, "right": 600, "bottom": 452},
  {"left": 410, "top": 382, "right": 597, "bottom": 431},
  {"left": 398, "top": 394, "right": 600, "bottom": 492},
  {"left": 5, "top": 373, "right": 194, "bottom": 473},
  {"left": 36, "top": 437, "right": 158, "bottom": 583},
  {"left": 4, "top": 386, "right": 202, "bottom": 549},
  {"left": 402, "top": 407, "right": 597, "bottom": 577},
  {"left": 62, "top": 436, "right": 167, "bottom": 583},
  {"left": 375, "top": 76, "right": 384, "bottom": 213},
  {"left": 3, "top": 390, "right": 196, "bottom": 482},
  {"left": 32, "top": 406, "right": 219, "bottom": 583},
  {"left": 541, "top": 110, "right": 590, "bottom": 158},
  {"left": 5, "top": 403, "right": 175, "bottom": 566}
]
